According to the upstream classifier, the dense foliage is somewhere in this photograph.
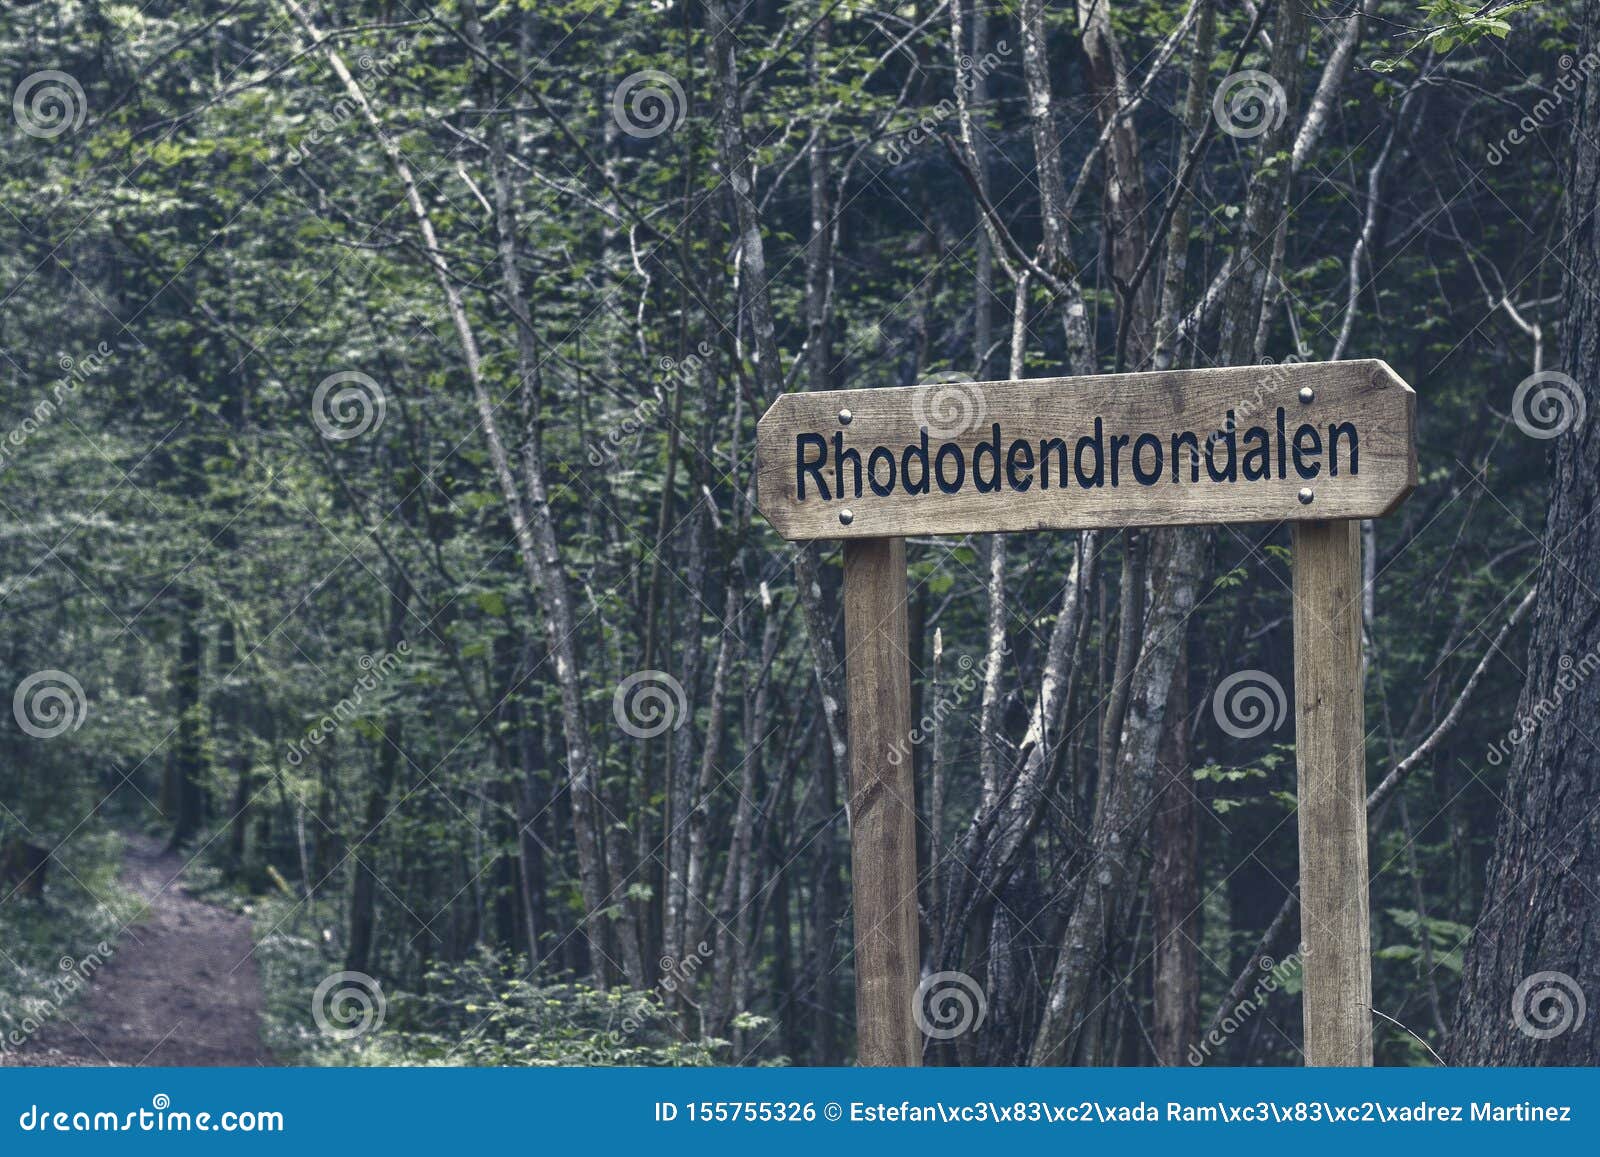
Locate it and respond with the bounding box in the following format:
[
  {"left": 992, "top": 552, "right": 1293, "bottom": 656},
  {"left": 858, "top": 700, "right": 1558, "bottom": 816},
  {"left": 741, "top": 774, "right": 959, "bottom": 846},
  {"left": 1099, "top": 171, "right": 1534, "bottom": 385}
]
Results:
[{"left": 0, "top": 0, "right": 1584, "bottom": 1065}]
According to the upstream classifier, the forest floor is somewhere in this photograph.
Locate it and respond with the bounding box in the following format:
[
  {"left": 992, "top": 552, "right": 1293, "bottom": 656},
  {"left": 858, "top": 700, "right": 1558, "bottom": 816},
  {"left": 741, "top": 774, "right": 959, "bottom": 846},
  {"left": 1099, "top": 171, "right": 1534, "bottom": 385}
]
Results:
[{"left": 5, "top": 834, "right": 273, "bottom": 1066}]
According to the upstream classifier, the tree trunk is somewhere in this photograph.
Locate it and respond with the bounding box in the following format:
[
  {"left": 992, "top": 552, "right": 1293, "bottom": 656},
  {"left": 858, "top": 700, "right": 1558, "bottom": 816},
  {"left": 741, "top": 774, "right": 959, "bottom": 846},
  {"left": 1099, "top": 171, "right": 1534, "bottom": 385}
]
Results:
[
  {"left": 167, "top": 583, "right": 205, "bottom": 848},
  {"left": 1030, "top": 0, "right": 1311, "bottom": 1064},
  {"left": 1452, "top": 0, "right": 1600, "bottom": 1065},
  {"left": 1151, "top": 644, "right": 1198, "bottom": 1064},
  {"left": 1031, "top": 526, "right": 1205, "bottom": 1063}
]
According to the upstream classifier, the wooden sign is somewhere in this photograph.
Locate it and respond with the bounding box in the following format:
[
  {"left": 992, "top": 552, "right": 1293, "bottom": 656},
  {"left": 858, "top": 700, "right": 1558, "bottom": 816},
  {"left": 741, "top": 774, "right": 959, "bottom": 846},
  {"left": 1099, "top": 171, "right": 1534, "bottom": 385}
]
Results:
[
  {"left": 755, "top": 359, "right": 1418, "bottom": 1069},
  {"left": 755, "top": 360, "right": 1415, "bottom": 540}
]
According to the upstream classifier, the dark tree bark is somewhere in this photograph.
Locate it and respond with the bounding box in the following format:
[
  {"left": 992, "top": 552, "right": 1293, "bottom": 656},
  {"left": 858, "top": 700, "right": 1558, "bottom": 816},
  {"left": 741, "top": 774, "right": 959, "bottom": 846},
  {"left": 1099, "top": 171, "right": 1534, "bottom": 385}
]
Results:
[
  {"left": 347, "top": 564, "right": 411, "bottom": 977},
  {"left": 166, "top": 583, "right": 206, "bottom": 849},
  {"left": 1152, "top": 645, "right": 1198, "bottom": 1064},
  {"left": 1452, "top": 0, "right": 1600, "bottom": 1066}
]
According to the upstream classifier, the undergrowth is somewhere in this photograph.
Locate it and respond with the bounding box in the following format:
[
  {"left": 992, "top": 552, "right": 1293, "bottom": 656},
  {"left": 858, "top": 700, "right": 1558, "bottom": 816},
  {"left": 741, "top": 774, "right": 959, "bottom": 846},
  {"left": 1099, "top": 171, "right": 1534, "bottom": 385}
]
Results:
[
  {"left": 248, "top": 892, "right": 731, "bottom": 1066},
  {"left": 0, "top": 827, "right": 142, "bottom": 1056}
]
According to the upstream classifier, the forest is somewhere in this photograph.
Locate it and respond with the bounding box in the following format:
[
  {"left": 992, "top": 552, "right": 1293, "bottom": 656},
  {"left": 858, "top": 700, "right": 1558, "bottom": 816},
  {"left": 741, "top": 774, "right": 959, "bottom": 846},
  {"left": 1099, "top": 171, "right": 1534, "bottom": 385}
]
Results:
[{"left": 1, "top": 0, "right": 1597, "bottom": 1068}]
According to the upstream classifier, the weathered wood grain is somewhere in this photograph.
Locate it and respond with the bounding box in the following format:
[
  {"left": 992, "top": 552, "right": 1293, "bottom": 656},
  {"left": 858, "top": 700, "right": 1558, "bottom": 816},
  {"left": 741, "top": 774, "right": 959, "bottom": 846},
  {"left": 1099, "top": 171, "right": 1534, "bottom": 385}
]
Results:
[
  {"left": 1293, "top": 519, "right": 1375, "bottom": 1066},
  {"left": 842, "top": 537, "right": 922, "bottom": 1066},
  {"left": 755, "top": 360, "right": 1415, "bottom": 540}
]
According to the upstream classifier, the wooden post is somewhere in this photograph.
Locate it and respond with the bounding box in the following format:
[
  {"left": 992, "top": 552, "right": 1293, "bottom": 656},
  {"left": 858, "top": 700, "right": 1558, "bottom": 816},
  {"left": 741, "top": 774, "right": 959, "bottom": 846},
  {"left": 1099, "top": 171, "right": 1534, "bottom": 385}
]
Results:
[
  {"left": 1292, "top": 519, "right": 1374, "bottom": 1065},
  {"left": 754, "top": 364, "right": 1415, "bottom": 1063},
  {"left": 842, "top": 536, "right": 921, "bottom": 1066}
]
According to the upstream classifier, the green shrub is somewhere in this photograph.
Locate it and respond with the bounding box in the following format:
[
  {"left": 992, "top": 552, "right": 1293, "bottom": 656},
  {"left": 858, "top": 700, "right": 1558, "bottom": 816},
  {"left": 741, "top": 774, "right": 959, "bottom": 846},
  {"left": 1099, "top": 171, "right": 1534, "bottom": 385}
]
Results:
[
  {"left": 251, "top": 897, "right": 724, "bottom": 1066},
  {"left": 0, "top": 828, "right": 140, "bottom": 1054}
]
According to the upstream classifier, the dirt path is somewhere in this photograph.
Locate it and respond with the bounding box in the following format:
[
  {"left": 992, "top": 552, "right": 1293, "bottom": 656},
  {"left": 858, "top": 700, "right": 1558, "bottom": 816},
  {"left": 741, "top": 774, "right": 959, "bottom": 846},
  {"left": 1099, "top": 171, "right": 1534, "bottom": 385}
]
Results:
[{"left": 7, "top": 834, "right": 272, "bottom": 1066}]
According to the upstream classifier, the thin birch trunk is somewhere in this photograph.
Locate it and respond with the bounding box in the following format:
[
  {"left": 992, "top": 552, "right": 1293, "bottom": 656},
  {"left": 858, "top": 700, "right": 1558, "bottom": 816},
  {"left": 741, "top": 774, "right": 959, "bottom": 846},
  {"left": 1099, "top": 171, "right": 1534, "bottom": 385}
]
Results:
[
  {"left": 1032, "top": 0, "right": 1312, "bottom": 1063},
  {"left": 1153, "top": 1, "right": 1215, "bottom": 371},
  {"left": 286, "top": 0, "right": 619, "bottom": 982},
  {"left": 1017, "top": 0, "right": 1095, "bottom": 374}
]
